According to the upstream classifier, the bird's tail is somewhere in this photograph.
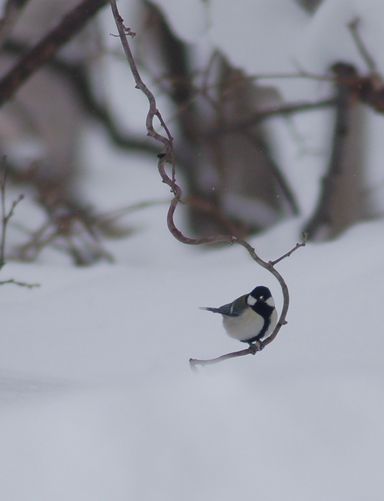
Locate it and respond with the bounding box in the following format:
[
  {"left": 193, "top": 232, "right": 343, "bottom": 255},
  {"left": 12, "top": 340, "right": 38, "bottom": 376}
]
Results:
[{"left": 199, "top": 306, "right": 221, "bottom": 313}]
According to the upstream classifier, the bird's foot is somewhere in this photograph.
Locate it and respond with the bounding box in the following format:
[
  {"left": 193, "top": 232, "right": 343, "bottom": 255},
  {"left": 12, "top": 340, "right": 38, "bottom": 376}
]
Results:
[{"left": 249, "top": 341, "right": 262, "bottom": 355}]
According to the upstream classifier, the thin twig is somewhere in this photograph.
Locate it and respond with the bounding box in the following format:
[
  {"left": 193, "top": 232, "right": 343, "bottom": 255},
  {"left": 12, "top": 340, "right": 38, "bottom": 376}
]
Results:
[
  {"left": 249, "top": 70, "right": 334, "bottom": 83},
  {"left": 0, "top": 161, "right": 40, "bottom": 287},
  {"left": 193, "top": 68, "right": 335, "bottom": 97},
  {"left": 269, "top": 235, "right": 307, "bottom": 266},
  {"left": 190, "top": 346, "right": 258, "bottom": 369},
  {"left": 348, "top": 18, "right": 377, "bottom": 74},
  {"left": 0, "top": 165, "right": 7, "bottom": 268},
  {"left": 0, "top": 278, "right": 39, "bottom": 288},
  {"left": 0, "top": 163, "right": 24, "bottom": 268},
  {"left": 208, "top": 98, "right": 336, "bottom": 136},
  {"left": 110, "top": 0, "right": 173, "bottom": 152}
]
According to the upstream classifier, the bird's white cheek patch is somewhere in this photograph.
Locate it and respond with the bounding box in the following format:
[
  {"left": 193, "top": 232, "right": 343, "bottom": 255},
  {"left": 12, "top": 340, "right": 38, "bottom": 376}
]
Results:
[
  {"left": 266, "top": 297, "right": 275, "bottom": 307},
  {"left": 247, "top": 295, "right": 257, "bottom": 306}
]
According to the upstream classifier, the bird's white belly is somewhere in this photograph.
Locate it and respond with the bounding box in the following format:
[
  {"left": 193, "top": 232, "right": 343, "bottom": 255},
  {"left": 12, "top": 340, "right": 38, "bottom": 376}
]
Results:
[{"left": 223, "top": 308, "right": 265, "bottom": 341}]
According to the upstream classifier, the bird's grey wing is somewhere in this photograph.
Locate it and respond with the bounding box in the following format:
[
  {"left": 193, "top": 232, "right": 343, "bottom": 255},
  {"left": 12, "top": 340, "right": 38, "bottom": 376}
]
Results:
[{"left": 216, "top": 295, "right": 248, "bottom": 317}]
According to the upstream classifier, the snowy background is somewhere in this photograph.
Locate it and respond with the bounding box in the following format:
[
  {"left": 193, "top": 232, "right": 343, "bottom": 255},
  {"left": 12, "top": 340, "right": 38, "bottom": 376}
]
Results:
[{"left": 1, "top": 1, "right": 384, "bottom": 500}]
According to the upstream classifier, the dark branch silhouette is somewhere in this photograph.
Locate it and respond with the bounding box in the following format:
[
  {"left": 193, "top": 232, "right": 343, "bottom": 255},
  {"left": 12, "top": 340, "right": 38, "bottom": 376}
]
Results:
[
  {"left": 303, "top": 63, "right": 353, "bottom": 238},
  {"left": 0, "top": 0, "right": 108, "bottom": 107}
]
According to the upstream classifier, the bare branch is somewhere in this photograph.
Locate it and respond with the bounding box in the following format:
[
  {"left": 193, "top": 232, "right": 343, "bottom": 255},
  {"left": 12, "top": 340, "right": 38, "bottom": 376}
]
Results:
[
  {"left": 348, "top": 18, "right": 377, "bottom": 74},
  {"left": 303, "top": 64, "right": 353, "bottom": 238},
  {"left": 16, "top": 204, "right": 115, "bottom": 266},
  {"left": 193, "top": 68, "right": 335, "bottom": 97},
  {"left": 208, "top": 98, "right": 336, "bottom": 136},
  {"left": 109, "top": 1, "right": 306, "bottom": 367},
  {"left": 0, "top": 278, "right": 39, "bottom": 288},
  {"left": 0, "top": 162, "right": 24, "bottom": 268},
  {"left": 2, "top": 38, "right": 160, "bottom": 157},
  {"left": 243, "top": 130, "right": 300, "bottom": 216},
  {"left": 249, "top": 70, "right": 334, "bottom": 83},
  {"left": 189, "top": 235, "right": 306, "bottom": 367},
  {"left": 269, "top": 235, "right": 307, "bottom": 266},
  {"left": 0, "top": 0, "right": 31, "bottom": 49},
  {"left": 0, "top": 0, "right": 108, "bottom": 107},
  {"left": 0, "top": 160, "right": 40, "bottom": 287},
  {"left": 110, "top": 0, "right": 173, "bottom": 153},
  {"left": 190, "top": 345, "right": 259, "bottom": 369}
]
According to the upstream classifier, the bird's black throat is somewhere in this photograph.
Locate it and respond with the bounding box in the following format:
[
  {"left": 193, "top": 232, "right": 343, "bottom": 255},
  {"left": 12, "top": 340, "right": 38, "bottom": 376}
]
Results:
[
  {"left": 250, "top": 301, "right": 274, "bottom": 318},
  {"left": 241, "top": 301, "right": 274, "bottom": 344}
]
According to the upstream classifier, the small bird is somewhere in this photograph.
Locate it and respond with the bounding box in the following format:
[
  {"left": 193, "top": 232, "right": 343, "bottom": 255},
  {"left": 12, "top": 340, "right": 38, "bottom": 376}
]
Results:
[{"left": 200, "top": 286, "right": 277, "bottom": 347}]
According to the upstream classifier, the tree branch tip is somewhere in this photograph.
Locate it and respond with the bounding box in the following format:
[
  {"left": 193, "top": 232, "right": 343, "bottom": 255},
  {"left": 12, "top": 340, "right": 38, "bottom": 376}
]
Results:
[
  {"left": 348, "top": 17, "right": 360, "bottom": 29},
  {"left": 189, "top": 358, "right": 199, "bottom": 370},
  {"left": 0, "top": 279, "right": 40, "bottom": 288}
]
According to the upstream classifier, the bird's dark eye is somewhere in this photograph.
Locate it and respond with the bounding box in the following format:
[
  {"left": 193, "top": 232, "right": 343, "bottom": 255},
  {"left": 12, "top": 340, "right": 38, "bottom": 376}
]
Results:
[{"left": 260, "top": 296, "right": 264, "bottom": 301}]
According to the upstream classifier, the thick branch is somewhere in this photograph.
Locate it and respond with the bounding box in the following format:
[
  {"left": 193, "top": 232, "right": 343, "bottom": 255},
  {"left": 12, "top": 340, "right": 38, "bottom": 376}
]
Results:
[
  {"left": 0, "top": 0, "right": 31, "bottom": 48},
  {"left": 3, "top": 39, "right": 159, "bottom": 156},
  {"left": 303, "top": 64, "right": 353, "bottom": 238},
  {"left": 0, "top": 0, "right": 107, "bottom": 107}
]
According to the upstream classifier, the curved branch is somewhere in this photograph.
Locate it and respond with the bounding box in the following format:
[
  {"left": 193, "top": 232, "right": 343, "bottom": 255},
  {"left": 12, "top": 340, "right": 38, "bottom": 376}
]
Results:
[
  {"left": 189, "top": 238, "right": 305, "bottom": 368},
  {"left": 109, "top": 1, "right": 306, "bottom": 367}
]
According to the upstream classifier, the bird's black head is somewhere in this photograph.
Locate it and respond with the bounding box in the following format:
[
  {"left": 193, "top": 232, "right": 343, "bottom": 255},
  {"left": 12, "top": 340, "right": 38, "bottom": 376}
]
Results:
[
  {"left": 250, "top": 286, "right": 271, "bottom": 301},
  {"left": 246, "top": 286, "right": 273, "bottom": 309}
]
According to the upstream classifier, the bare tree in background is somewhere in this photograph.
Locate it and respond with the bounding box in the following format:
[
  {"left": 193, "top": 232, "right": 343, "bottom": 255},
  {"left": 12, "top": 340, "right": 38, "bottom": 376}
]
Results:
[{"left": 0, "top": 0, "right": 382, "bottom": 264}]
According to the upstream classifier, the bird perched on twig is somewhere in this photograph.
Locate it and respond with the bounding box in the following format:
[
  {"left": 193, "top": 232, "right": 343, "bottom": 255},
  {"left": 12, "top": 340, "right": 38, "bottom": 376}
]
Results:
[{"left": 200, "top": 286, "right": 277, "bottom": 347}]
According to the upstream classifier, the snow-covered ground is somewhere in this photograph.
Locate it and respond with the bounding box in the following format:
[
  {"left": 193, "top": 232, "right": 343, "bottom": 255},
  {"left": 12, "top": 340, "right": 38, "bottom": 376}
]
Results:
[{"left": 1, "top": 143, "right": 384, "bottom": 500}]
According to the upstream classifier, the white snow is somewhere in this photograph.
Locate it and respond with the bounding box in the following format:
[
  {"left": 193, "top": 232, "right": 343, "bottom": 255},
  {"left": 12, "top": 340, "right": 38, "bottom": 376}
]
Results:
[
  {"left": 1, "top": 161, "right": 384, "bottom": 501},
  {"left": 150, "top": 0, "right": 209, "bottom": 44},
  {"left": 209, "top": 0, "right": 307, "bottom": 75}
]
